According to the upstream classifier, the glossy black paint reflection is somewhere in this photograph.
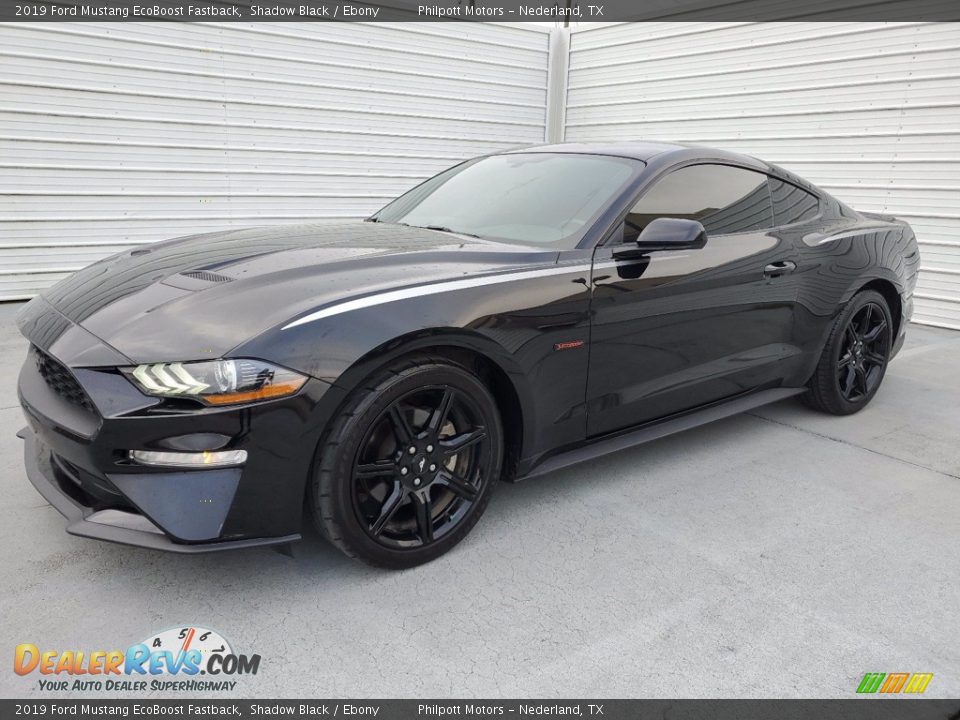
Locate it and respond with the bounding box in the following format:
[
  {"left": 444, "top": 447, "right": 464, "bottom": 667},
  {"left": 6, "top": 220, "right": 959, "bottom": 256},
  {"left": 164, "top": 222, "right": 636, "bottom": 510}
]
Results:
[
  {"left": 16, "top": 141, "right": 920, "bottom": 551},
  {"left": 587, "top": 229, "right": 801, "bottom": 436}
]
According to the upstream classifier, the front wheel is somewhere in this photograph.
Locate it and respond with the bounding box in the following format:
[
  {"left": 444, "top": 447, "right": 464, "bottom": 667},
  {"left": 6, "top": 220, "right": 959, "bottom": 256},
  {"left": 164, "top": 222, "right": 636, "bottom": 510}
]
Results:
[
  {"left": 309, "top": 356, "right": 503, "bottom": 568},
  {"left": 803, "top": 289, "right": 893, "bottom": 415}
]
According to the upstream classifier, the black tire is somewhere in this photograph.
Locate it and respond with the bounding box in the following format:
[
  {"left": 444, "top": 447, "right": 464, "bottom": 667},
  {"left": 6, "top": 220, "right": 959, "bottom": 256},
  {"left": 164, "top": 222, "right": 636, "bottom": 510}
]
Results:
[
  {"left": 309, "top": 355, "right": 503, "bottom": 569},
  {"left": 803, "top": 289, "right": 893, "bottom": 415}
]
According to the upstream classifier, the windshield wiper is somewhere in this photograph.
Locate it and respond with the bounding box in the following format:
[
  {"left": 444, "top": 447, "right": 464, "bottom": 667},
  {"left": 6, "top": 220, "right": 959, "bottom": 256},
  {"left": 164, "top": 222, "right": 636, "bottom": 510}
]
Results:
[{"left": 401, "top": 223, "right": 482, "bottom": 239}]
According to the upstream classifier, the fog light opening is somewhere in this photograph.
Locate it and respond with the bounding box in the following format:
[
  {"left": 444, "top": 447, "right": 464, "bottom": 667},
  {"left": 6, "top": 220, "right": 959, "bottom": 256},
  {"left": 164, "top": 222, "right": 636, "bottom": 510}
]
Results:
[{"left": 129, "top": 449, "right": 248, "bottom": 468}]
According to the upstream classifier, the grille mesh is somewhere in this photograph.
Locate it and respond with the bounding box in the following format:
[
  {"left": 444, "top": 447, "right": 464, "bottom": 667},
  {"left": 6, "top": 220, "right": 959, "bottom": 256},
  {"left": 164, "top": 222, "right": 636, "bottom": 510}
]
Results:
[{"left": 33, "top": 346, "right": 96, "bottom": 413}]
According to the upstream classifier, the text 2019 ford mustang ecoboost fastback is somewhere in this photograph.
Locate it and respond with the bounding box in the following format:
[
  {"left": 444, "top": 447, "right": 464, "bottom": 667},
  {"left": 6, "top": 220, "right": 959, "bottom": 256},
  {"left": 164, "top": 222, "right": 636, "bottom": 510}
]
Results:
[{"left": 17, "top": 142, "right": 919, "bottom": 567}]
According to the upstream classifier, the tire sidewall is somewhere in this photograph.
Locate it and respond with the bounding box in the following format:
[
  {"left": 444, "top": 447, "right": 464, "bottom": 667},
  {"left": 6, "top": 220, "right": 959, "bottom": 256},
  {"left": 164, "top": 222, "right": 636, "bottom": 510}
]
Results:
[{"left": 316, "top": 361, "right": 504, "bottom": 568}]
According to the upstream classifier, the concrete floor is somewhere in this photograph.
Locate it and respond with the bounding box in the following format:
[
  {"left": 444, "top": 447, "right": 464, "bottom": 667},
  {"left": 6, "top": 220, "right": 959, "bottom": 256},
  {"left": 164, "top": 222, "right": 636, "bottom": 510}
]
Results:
[{"left": 0, "top": 299, "right": 958, "bottom": 699}]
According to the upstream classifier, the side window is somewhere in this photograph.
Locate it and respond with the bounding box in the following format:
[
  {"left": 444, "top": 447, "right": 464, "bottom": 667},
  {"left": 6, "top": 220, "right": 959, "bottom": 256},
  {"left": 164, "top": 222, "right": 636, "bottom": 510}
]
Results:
[
  {"left": 622, "top": 164, "right": 774, "bottom": 242},
  {"left": 768, "top": 178, "right": 820, "bottom": 225}
]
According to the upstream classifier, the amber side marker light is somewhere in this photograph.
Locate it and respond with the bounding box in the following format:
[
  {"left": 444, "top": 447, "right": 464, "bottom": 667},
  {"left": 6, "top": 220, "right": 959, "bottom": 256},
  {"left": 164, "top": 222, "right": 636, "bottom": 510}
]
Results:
[{"left": 202, "top": 380, "right": 307, "bottom": 405}]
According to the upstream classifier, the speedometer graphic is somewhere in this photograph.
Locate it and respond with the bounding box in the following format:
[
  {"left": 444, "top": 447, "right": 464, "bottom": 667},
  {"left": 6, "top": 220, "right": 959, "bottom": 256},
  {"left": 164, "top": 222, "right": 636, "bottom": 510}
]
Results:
[{"left": 141, "top": 626, "right": 233, "bottom": 670}]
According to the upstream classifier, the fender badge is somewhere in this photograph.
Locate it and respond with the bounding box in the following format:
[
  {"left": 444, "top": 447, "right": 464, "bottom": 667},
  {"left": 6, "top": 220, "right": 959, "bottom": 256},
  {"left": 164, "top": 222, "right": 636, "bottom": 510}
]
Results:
[{"left": 553, "top": 340, "right": 585, "bottom": 351}]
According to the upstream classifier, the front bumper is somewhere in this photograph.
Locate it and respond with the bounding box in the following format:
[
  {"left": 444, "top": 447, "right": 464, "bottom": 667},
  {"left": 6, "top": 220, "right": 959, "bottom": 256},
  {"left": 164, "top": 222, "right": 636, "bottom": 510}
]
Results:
[
  {"left": 15, "top": 299, "right": 336, "bottom": 553},
  {"left": 19, "top": 428, "right": 298, "bottom": 553}
]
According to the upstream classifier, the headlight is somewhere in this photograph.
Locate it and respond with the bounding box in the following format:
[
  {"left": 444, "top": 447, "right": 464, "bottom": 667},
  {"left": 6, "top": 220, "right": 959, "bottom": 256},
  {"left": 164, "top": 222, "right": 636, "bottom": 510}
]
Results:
[{"left": 124, "top": 359, "right": 307, "bottom": 406}]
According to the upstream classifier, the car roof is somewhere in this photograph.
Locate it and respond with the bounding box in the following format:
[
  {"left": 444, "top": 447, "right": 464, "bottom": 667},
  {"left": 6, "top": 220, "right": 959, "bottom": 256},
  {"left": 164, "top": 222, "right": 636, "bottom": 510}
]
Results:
[
  {"left": 505, "top": 141, "right": 684, "bottom": 161},
  {"left": 503, "top": 141, "right": 769, "bottom": 170},
  {"left": 497, "top": 141, "right": 838, "bottom": 202}
]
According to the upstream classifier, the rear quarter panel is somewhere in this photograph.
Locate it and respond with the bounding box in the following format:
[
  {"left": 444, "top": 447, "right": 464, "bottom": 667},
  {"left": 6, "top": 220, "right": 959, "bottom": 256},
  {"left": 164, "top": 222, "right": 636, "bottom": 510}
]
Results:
[{"left": 787, "top": 206, "right": 920, "bottom": 383}]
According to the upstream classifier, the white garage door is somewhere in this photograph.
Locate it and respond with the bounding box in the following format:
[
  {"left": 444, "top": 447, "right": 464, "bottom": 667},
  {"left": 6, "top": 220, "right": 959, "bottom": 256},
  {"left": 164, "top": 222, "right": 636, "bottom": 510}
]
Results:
[
  {"left": 565, "top": 21, "right": 960, "bottom": 330},
  {"left": 0, "top": 22, "right": 550, "bottom": 300}
]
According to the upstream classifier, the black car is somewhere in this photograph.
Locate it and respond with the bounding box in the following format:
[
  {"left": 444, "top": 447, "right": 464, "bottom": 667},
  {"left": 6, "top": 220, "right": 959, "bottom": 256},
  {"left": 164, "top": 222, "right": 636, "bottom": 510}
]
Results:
[{"left": 17, "top": 142, "right": 919, "bottom": 567}]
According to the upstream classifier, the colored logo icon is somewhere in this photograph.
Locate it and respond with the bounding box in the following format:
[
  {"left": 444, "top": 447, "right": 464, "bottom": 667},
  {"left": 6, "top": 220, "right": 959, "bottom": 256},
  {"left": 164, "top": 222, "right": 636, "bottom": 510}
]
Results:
[{"left": 856, "top": 672, "right": 933, "bottom": 694}]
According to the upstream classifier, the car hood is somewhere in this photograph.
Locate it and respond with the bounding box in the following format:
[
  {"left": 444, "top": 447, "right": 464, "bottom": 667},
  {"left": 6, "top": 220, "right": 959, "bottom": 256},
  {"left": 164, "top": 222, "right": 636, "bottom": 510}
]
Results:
[{"left": 28, "top": 222, "right": 558, "bottom": 365}]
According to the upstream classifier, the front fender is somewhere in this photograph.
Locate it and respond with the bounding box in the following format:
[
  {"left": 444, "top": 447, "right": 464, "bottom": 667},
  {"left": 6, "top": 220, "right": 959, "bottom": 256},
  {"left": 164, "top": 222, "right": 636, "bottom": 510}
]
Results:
[
  {"left": 243, "top": 322, "right": 538, "bottom": 463},
  {"left": 232, "top": 266, "right": 594, "bottom": 468}
]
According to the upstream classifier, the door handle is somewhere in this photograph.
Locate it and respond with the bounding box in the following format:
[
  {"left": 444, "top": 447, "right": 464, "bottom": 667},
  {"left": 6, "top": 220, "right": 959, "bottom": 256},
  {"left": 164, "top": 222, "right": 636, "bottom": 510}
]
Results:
[{"left": 763, "top": 260, "right": 797, "bottom": 277}]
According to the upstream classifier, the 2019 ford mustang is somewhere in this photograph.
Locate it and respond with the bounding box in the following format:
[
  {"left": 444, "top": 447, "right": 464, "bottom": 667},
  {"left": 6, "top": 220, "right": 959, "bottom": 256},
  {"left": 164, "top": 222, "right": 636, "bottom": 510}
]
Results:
[{"left": 17, "top": 142, "right": 919, "bottom": 567}]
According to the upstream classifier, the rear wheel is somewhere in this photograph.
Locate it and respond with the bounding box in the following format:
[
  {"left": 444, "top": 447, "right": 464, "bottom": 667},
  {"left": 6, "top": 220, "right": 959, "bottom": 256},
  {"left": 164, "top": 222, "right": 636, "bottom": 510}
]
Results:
[
  {"left": 309, "top": 356, "right": 503, "bottom": 568},
  {"left": 803, "top": 289, "right": 892, "bottom": 415}
]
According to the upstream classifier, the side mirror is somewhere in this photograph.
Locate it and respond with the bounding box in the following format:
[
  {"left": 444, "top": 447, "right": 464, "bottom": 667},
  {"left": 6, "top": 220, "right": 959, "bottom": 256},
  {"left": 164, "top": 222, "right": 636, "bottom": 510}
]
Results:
[{"left": 614, "top": 218, "right": 707, "bottom": 259}]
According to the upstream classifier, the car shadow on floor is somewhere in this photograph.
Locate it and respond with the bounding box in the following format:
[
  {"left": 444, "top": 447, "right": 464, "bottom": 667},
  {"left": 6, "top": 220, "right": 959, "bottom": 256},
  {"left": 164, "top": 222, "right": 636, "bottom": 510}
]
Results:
[{"left": 62, "top": 403, "right": 773, "bottom": 588}]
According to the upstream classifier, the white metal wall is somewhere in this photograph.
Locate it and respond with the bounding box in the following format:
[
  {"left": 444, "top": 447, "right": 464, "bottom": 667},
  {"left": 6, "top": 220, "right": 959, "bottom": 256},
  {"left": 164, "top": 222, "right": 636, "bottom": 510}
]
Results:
[
  {"left": 565, "top": 21, "right": 960, "bottom": 330},
  {"left": 0, "top": 22, "right": 550, "bottom": 300}
]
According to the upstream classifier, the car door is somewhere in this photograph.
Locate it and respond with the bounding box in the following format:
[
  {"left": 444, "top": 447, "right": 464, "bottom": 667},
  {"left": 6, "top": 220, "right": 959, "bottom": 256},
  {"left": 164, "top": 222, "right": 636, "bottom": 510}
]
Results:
[{"left": 585, "top": 162, "right": 802, "bottom": 437}]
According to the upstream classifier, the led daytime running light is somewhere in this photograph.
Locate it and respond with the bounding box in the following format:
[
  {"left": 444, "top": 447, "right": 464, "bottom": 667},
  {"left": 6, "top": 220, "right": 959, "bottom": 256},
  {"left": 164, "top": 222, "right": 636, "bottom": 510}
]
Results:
[
  {"left": 126, "top": 359, "right": 307, "bottom": 406},
  {"left": 129, "top": 449, "right": 248, "bottom": 468}
]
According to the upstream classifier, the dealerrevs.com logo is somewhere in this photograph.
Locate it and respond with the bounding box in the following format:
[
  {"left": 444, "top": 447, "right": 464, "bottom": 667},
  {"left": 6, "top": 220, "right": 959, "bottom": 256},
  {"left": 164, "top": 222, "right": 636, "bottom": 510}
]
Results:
[{"left": 14, "top": 626, "right": 261, "bottom": 693}]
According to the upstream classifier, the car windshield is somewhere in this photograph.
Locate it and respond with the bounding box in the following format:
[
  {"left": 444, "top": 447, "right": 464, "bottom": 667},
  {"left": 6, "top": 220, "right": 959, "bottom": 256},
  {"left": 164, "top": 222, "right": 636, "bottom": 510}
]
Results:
[{"left": 371, "top": 153, "right": 642, "bottom": 248}]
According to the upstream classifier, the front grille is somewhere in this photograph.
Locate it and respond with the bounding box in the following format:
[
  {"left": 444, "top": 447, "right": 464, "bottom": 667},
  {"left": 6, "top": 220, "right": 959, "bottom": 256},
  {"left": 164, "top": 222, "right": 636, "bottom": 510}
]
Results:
[{"left": 33, "top": 346, "right": 96, "bottom": 413}]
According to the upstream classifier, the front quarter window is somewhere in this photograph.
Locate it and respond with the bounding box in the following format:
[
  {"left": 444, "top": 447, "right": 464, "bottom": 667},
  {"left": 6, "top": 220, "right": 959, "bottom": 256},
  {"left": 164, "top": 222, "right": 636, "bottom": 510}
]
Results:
[{"left": 373, "top": 153, "right": 641, "bottom": 249}]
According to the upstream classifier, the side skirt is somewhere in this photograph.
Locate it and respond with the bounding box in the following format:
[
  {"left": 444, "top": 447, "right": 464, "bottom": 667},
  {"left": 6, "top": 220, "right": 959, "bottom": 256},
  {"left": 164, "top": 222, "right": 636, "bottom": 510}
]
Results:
[{"left": 520, "top": 387, "right": 805, "bottom": 481}]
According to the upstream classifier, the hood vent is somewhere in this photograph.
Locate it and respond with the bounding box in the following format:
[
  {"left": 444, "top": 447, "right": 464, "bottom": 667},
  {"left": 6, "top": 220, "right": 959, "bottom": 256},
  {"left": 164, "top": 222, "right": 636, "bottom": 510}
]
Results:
[
  {"left": 162, "top": 270, "right": 235, "bottom": 291},
  {"left": 181, "top": 270, "right": 233, "bottom": 283}
]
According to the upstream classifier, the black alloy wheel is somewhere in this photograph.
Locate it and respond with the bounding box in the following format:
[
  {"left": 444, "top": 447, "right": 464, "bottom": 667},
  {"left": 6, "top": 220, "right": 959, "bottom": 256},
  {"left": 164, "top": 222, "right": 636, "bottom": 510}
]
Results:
[
  {"left": 310, "top": 356, "right": 503, "bottom": 568},
  {"left": 804, "top": 289, "right": 893, "bottom": 415},
  {"left": 352, "top": 385, "right": 490, "bottom": 548},
  {"left": 836, "top": 302, "right": 889, "bottom": 403}
]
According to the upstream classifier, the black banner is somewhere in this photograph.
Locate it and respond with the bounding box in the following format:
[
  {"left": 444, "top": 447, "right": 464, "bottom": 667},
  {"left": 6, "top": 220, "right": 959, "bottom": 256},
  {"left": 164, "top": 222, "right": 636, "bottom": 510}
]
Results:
[
  {"left": 2, "top": 700, "right": 960, "bottom": 720},
  {"left": 2, "top": 0, "right": 960, "bottom": 22}
]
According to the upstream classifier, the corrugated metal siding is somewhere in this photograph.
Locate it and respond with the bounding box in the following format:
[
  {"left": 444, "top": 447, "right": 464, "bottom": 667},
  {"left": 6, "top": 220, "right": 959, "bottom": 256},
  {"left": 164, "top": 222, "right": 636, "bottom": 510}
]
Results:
[
  {"left": 0, "top": 22, "right": 550, "bottom": 300},
  {"left": 565, "top": 21, "right": 960, "bottom": 329}
]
